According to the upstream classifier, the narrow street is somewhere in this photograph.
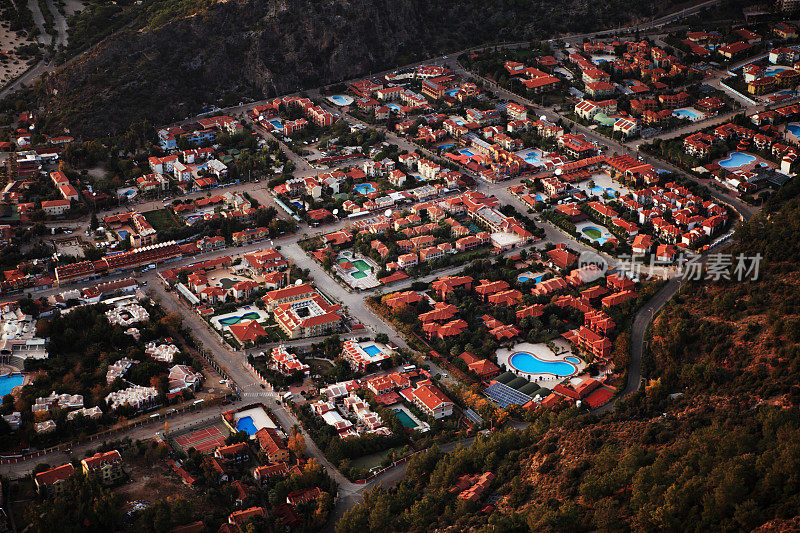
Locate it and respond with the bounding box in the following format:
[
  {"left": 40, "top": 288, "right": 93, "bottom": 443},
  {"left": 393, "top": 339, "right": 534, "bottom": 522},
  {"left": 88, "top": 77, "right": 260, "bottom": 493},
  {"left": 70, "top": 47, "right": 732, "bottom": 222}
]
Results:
[{"left": 0, "top": 1, "right": 751, "bottom": 527}]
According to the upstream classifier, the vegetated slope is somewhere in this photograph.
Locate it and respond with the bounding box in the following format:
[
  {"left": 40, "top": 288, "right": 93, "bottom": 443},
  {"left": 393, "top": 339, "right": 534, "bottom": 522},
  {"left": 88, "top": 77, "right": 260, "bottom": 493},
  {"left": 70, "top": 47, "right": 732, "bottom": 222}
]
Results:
[
  {"left": 336, "top": 183, "right": 800, "bottom": 533},
  {"left": 38, "top": 0, "right": 672, "bottom": 136}
]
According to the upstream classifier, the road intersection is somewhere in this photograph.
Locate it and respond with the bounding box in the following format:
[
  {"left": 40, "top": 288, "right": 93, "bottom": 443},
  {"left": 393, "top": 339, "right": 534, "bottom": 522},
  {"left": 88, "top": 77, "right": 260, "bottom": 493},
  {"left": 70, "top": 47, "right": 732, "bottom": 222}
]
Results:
[{"left": 1, "top": 0, "right": 764, "bottom": 524}]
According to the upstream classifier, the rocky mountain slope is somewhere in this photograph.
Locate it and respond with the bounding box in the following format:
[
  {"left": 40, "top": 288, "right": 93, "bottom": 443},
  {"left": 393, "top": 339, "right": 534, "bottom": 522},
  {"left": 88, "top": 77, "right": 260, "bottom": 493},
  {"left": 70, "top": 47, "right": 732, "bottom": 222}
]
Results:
[
  {"left": 36, "top": 0, "right": 673, "bottom": 136},
  {"left": 335, "top": 179, "right": 800, "bottom": 533}
]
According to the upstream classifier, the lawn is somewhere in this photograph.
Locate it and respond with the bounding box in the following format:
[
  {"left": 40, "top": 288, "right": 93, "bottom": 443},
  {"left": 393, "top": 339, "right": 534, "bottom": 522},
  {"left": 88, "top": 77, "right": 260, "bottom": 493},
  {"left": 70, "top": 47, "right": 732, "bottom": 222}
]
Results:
[
  {"left": 583, "top": 227, "right": 602, "bottom": 239},
  {"left": 143, "top": 208, "right": 183, "bottom": 231}
]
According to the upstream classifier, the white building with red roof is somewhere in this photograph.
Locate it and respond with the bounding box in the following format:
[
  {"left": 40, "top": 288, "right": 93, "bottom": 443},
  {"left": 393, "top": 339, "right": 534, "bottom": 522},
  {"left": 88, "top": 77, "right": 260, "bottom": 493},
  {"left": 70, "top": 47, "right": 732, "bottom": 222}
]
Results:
[{"left": 405, "top": 380, "right": 453, "bottom": 419}]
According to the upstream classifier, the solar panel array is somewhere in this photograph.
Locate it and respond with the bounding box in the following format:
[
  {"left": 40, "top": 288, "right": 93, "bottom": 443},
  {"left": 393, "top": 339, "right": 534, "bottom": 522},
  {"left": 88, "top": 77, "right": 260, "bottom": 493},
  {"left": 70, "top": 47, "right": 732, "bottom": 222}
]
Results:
[{"left": 484, "top": 382, "right": 532, "bottom": 408}]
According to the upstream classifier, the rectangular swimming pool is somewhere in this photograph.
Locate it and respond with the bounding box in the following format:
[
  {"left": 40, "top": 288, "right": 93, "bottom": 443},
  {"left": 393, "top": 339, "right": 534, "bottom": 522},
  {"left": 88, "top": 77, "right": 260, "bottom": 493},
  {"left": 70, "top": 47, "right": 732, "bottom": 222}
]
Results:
[
  {"left": 363, "top": 345, "right": 383, "bottom": 357},
  {"left": 393, "top": 408, "right": 418, "bottom": 428}
]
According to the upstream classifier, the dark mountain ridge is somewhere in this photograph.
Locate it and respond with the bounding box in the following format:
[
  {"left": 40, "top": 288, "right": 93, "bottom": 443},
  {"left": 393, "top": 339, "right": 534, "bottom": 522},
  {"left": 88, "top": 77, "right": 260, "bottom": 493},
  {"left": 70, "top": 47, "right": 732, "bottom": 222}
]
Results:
[{"left": 36, "top": 0, "right": 672, "bottom": 136}]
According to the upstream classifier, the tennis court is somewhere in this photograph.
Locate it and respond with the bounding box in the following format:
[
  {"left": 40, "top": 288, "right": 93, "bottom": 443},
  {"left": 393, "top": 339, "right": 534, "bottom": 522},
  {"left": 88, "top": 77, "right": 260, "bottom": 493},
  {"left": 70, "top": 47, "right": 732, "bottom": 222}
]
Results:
[{"left": 173, "top": 424, "right": 228, "bottom": 454}]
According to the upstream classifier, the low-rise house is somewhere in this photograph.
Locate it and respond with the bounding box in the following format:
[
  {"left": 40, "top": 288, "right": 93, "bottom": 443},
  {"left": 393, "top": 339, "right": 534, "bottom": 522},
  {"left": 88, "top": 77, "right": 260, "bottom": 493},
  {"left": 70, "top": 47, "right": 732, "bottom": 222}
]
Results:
[
  {"left": 215, "top": 442, "right": 250, "bottom": 464},
  {"left": 81, "top": 450, "right": 124, "bottom": 486},
  {"left": 34, "top": 463, "right": 75, "bottom": 495},
  {"left": 406, "top": 380, "right": 453, "bottom": 419},
  {"left": 255, "top": 428, "right": 290, "bottom": 463}
]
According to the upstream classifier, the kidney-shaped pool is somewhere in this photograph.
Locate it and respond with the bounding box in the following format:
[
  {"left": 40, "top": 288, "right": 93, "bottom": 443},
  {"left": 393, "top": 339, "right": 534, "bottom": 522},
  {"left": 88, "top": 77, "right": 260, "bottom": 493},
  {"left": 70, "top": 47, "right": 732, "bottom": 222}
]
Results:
[{"left": 509, "top": 352, "right": 580, "bottom": 377}]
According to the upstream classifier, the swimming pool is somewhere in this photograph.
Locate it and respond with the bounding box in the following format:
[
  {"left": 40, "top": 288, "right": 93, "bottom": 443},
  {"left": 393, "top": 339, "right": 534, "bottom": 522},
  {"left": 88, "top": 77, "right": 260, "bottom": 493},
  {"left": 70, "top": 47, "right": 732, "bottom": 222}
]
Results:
[
  {"left": 459, "top": 148, "right": 475, "bottom": 157},
  {"left": 673, "top": 109, "right": 697, "bottom": 119},
  {"left": 0, "top": 374, "right": 24, "bottom": 396},
  {"left": 517, "top": 272, "right": 545, "bottom": 284},
  {"left": 328, "top": 94, "right": 354, "bottom": 106},
  {"left": 393, "top": 409, "right": 418, "bottom": 428},
  {"left": 787, "top": 123, "right": 800, "bottom": 136},
  {"left": 236, "top": 416, "right": 258, "bottom": 436},
  {"left": 219, "top": 312, "right": 262, "bottom": 325},
  {"left": 589, "top": 186, "right": 617, "bottom": 198},
  {"left": 718, "top": 152, "right": 755, "bottom": 169},
  {"left": 354, "top": 183, "right": 376, "bottom": 194},
  {"left": 338, "top": 257, "right": 372, "bottom": 279},
  {"left": 363, "top": 345, "right": 383, "bottom": 358},
  {"left": 509, "top": 352, "right": 578, "bottom": 377},
  {"left": 268, "top": 118, "right": 283, "bottom": 131},
  {"left": 765, "top": 66, "right": 792, "bottom": 77},
  {"left": 387, "top": 104, "right": 402, "bottom": 112}
]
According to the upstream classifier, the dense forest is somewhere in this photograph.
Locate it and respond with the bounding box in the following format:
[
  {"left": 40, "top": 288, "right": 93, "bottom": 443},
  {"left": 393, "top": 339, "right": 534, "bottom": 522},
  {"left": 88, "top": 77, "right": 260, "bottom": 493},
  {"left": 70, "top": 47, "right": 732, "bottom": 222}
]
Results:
[
  {"left": 337, "top": 181, "right": 800, "bottom": 532},
  {"left": 32, "top": 0, "right": 684, "bottom": 136}
]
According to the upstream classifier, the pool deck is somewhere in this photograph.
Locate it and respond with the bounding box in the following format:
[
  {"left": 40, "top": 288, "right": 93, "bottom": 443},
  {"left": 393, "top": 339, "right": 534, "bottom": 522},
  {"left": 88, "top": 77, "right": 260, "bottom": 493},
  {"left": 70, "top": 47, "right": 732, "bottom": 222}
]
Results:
[
  {"left": 335, "top": 251, "right": 381, "bottom": 290},
  {"left": 714, "top": 152, "right": 776, "bottom": 175},
  {"left": 211, "top": 306, "right": 269, "bottom": 331},
  {"left": 496, "top": 340, "right": 585, "bottom": 388},
  {"left": 389, "top": 403, "right": 429, "bottom": 432}
]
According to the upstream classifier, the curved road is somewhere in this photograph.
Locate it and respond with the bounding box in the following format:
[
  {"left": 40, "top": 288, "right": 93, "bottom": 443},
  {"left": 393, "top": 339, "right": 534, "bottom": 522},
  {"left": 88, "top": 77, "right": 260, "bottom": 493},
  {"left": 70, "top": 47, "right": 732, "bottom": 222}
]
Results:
[{"left": 0, "top": 0, "right": 739, "bottom": 528}]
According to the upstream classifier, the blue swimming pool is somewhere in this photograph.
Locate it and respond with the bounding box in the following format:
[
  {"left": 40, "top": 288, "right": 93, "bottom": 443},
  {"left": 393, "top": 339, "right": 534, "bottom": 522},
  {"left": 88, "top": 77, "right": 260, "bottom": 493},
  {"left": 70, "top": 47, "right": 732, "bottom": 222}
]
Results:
[
  {"left": 787, "top": 123, "right": 800, "bottom": 136},
  {"left": 509, "top": 352, "right": 578, "bottom": 377},
  {"left": 354, "top": 183, "right": 376, "bottom": 194},
  {"left": 589, "top": 186, "right": 617, "bottom": 198},
  {"left": 565, "top": 357, "right": 581, "bottom": 364},
  {"left": 520, "top": 150, "right": 543, "bottom": 166},
  {"left": 328, "top": 94, "right": 354, "bottom": 106},
  {"left": 719, "top": 152, "right": 755, "bottom": 169},
  {"left": 0, "top": 374, "right": 23, "bottom": 396},
  {"left": 387, "top": 104, "right": 402, "bottom": 112},
  {"left": 268, "top": 118, "right": 283, "bottom": 131},
  {"left": 459, "top": 148, "right": 475, "bottom": 157},
  {"left": 673, "top": 108, "right": 699, "bottom": 120},
  {"left": 765, "top": 66, "right": 792, "bottom": 77},
  {"left": 236, "top": 416, "right": 258, "bottom": 436},
  {"left": 517, "top": 272, "right": 545, "bottom": 284},
  {"left": 363, "top": 345, "right": 383, "bottom": 358}
]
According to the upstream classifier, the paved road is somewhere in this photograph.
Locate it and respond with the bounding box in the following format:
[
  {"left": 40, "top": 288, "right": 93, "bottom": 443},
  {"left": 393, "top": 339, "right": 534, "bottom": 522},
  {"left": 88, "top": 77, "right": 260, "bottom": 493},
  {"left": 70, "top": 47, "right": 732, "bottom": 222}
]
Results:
[
  {"left": 592, "top": 277, "right": 681, "bottom": 414},
  {"left": 0, "top": 0, "right": 738, "bottom": 523},
  {"left": 447, "top": 57, "right": 757, "bottom": 221}
]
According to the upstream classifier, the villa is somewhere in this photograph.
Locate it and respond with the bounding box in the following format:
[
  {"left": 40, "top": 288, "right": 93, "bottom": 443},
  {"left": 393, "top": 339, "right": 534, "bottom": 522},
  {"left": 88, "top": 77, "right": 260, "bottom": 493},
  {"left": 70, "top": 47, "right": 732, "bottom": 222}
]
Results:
[
  {"left": 105, "top": 301, "right": 150, "bottom": 327},
  {"left": 272, "top": 291, "right": 343, "bottom": 339},
  {"left": 81, "top": 450, "right": 124, "bottom": 486},
  {"left": 105, "top": 385, "right": 158, "bottom": 410},
  {"left": 403, "top": 380, "right": 454, "bottom": 419},
  {"left": 269, "top": 345, "right": 310, "bottom": 375},
  {"left": 341, "top": 340, "right": 391, "bottom": 372},
  {"left": 34, "top": 463, "right": 75, "bottom": 496},
  {"left": 0, "top": 303, "right": 48, "bottom": 367}
]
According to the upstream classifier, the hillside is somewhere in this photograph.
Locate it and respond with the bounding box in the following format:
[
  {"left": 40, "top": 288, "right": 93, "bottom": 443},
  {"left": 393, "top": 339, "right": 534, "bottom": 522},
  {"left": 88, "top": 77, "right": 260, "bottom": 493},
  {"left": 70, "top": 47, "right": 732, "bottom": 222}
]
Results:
[
  {"left": 336, "top": 182, "right": 800, "bottom": 532},
  {"left": 35, "top": 0, "right": 675, "bottom": 136}
]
